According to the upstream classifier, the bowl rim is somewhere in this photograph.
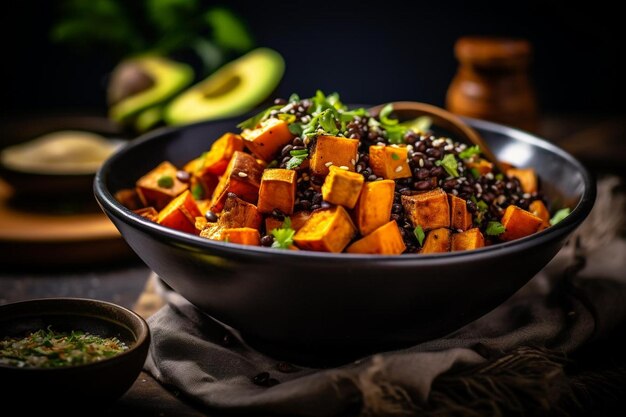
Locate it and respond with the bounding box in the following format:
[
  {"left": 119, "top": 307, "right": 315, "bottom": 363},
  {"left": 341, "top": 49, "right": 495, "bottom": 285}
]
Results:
[
  {"left": 94, "top": 114, "right": 596, "bottom": 264},
  {"left": 0, "top": 297, "right": 150, "bottom": 372}
]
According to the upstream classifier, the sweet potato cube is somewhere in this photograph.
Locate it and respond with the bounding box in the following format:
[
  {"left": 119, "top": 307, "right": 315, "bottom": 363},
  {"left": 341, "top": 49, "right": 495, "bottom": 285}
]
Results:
[
  {"left": 346, "top": 221, "right": 405, "bottom": 255},
  {"left": 500, "top": 205, "right": 543, "bottom": 241},
  {"left": 451, "top": 228, "right": 485, "bottom": 251},
  {"left": 353, "top": 180, "right": 395, "bottom": 236},
  {"left": 309, "top": 135, "right": 359, "bottom": 176},
  {"left": 467, "top": 159, "right": 493, "bottom": 175},
  {"left": 157, "top": 190, "right": 202, "bottom": 234},
  {"left": 368, "top": 145, "right": 411, "bottom": 179},
  {"left": 529, "top": 200, "right": 550, "bottom": 230},
  {"left": 210, "top": 151, "right": 263, "bottom": 212},
  {"left": 448, "top": 194, "right": 473, "bottom": 231},
  {"left": 115, "top": 188, "right": 143, "bottom": 210},
  {"left": 222, "top": 228, "right": 261, "bottom": 246},
  {"left": 293, "top": 206, "right": 356, "bottom": 252},
  {"left": 401, "top": 188, "right": 450, "bottom": 231},
  {"left": 199, "top": 223, "right": 224, "bottom": 240},
  {"left": 506, "top": 168, "right": 537, "bottom": 194},
  {"left": 420, "top": 228, "right": 451, "bottom": 254},
  {"left": 265, "top": 211, "right": 311, "bottom": 233},
  {"left": 321, "top": 166, "right": 365, "bottom": 209},
  {"left": 219, "top": 194, "right": 262, "bottom": 230},
  {"left": 202, "top": 133, "right": 244, "bottom": 175},
  {"left": 136, "top": 161, "right": 189, "bottom": 210},
  {"left": 257, "top": 169, "right": 297, "bottom": 214},
  {"left": 242, "top": 118, "right": 294, "bottom": 161}
]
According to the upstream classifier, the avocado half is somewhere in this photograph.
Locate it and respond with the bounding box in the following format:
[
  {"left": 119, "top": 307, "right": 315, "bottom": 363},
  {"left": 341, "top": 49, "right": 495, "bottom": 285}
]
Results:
[
  {"left": 164, "top": 48, "right": 285, "bottom": 125},
  {"left": 109, "top": 56, "right": 194, "bottom": 124}
]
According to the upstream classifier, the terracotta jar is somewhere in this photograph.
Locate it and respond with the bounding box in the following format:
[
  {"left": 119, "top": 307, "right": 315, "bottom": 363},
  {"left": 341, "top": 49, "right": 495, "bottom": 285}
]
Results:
[{"left": 446, "top": 37, "right": 538, "bottom": 132}]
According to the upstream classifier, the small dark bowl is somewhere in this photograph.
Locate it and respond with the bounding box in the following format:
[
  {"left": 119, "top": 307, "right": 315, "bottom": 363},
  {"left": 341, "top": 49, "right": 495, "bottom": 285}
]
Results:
[
  {"left": 0, "top": 298, "right": 150, "bottom": 406},
  {"left": 94, "top": 114, "right": 595, "bottom": 360}
]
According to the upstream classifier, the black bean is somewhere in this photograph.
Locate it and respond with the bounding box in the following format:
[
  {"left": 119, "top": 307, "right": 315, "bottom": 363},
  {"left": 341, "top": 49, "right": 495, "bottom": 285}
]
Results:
[
  {"left": 443, "top": 179, "right": 457, "bottom": 189},
  {"left": 415, "top": 142, "right": 426, "bottom": 153},
  {"left": 367, "top": 174, "right": 377, "bottom": 181},
  {"left": 271, "top": 209, "right": 285, "bottom": 220},
  {"left": 260, "top": 235, "right": 274, "bottom": 247},
  {"left": 423, "top": 160, "right": 434, "bottom": 169},
  {"left": 391, "top": 213, "right": 401, "bottom": 221},
  {"left": 417, "top": 168, "right": 430, "bottom": 180},
  {"left": 426, "top": 148, "right": 441, "bottom": 159},
  {"left": 204, "top": 210, "right": 218, "bottom": 223},
  {"left": 252, "top": 372, "right": 270, "bottom": 386},
  {"left": 227, "top": 192, "right": 238, "bottom": 199},
  {"left": 176, "top": 170, "right": 191, "bottom": 183},
  {"left": 310, "top": 204, "right": 321, "bottom": 211},
  {"left": 281, "top": 144, "right": 293, "bottom": 155},
  {"left": 414, "top": 180, "right": 431, "bottom": 191},
  {"left": 430, "top": 166, "right": 444, "bottom": 177},
  {"left": 292, "top": 137, "right": 304, "bottom": 146},
  {"left": 392, "top": 203, "right": 403, "bottom": 213},
  {"left": 274, "top": 98, "right": 287, "bottom": 105}
]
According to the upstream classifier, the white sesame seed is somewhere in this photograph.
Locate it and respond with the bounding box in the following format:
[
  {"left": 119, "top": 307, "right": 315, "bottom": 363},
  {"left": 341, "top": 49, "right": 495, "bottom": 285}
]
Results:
[
  {"left": 419, "top": 159, "right": 424, "bottom": 167},
  {"left": 406, "top": 144, "right": 414, "bottom": 151},
  {"left": 355, "top": 153, "right": 360, "bottom": 162},
  {"left": 237, "top": 172, "right": 248, "bottom": 178},
  {"left": 376, "top": 177, "right": 383, "bottom": 181},
  {"left": 390, "top": 144, "right": 399, "bottom": 148},
  {"left": 486, "top": 173, "right": 494, "bottom": 180},
  {"left": 377, "top": 141, "right": 386, "bottom": 146},
  {"left": 356, "top": 165, "right": 363, "bottom": 173},
  {"left": 325, "top": 161, "right": 333, "bottom": 167},
  {"left": 433, "top": 139, "right": 444, "bottom": 146},
  {"left": 395, "top": 166, "right": 403, "bottom": 173},
  {"left": 452, "top": 189, "right": 458, "bottom": 195},
  {"left": 297, "top": 178, "right": 303, "bottom": 183},
  {"left": 523, "top": 193, "right": 531, "bottom": 199},
  {"left": 339, "top": 165, "right": 349, "bottom": 170},
  {"left": 444, "top": 144, "right": 454, "bottom": 151},
  {"left": 350, "top": 159, "right": 356, "bottom": 165}
]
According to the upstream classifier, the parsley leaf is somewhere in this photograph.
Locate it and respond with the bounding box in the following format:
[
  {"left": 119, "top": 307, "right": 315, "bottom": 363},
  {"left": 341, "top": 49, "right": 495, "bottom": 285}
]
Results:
[
  {"left": 318, "top": 109, "right": 339, "bottom": 135},
  {"left": 435, "top": 154, "right": 459, "bottom": 177},
  {"left": 459, "top": 145, "right": 481, "bottom": 159},
  {"left": 550, "top": 208, "right": 571, "bottom": 226},
  {"left": 413, "top": 225, "right": 425, "bottom": 246},
  {"left": 486, "top": 221, "right": 506, "bottom": 236},
  {"left": 271, "top": 217, "right": 296, "bottom": 249},
  {"left": 285, "top": 151, "right": 308, "bottom": 169},
  {"left": 477, "top": 200, "right": 489, "bottom": 212}
]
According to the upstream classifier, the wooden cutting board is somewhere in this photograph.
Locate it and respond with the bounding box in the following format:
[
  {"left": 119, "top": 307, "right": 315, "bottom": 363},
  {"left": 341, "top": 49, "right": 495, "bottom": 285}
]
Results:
[{"left": 0, "top": 179, "right": 133, "bottom": 266}]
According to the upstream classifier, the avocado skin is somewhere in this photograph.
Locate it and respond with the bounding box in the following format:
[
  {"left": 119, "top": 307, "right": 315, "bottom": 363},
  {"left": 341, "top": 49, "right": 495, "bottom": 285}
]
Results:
[
  {"left": 109, "top": 56, "right": 194, "bottom": 125},
  {"left": 164, "top": 48, "right": 285, "bottom": 125}
]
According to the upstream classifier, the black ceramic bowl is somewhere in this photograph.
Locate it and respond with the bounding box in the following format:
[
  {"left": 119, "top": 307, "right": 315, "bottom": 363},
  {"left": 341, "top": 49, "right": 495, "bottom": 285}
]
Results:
[
  {"left": 94, "top": 115, "right": 594, "bottom": 359},
  {"left": 0, "top": 298, "right": 150, "bottom": 406}
]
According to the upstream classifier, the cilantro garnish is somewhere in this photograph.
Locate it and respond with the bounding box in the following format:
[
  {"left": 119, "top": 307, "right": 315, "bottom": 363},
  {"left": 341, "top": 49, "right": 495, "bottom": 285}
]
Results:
[
  {"left": 157, "top": 175, "right": 174, "bottom": 188},
  {"left": 435, "top": 154, "right": 459, "bottom": 177},
  {"left": 413, "top": 225, "right": 425, "bottom": 246},
  {"left": 391, "top": 152, "right": 400, "bottom": 160},
  {"left": 550, "top": 208, "right": 571, "bottom": 226},
  {"left": 271, "top": 217, "right": 296, "bottom": 249},
  {"left": 191, "top": 183, "right": 204, "bottom": 200},
  {"left": 486, "top": 221, "right": 506, "bottom": 236},
  {"left": 285, "top": 150, "right": 309, "bottom": 169},
  {"left": 459, "top": 145, "right": 481, "bottom": 159}
]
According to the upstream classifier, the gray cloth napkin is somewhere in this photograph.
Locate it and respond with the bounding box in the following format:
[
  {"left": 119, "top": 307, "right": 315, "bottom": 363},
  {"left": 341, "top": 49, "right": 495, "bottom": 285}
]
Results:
[{"left": 145, "top": 178, "right": 626, "bottom": 416}]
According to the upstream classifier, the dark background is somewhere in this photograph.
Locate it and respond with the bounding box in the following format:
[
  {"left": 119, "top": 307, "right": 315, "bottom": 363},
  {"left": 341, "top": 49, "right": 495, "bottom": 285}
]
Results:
[{"left": 4, "top": 0, "right": 625, "bottom": 119}]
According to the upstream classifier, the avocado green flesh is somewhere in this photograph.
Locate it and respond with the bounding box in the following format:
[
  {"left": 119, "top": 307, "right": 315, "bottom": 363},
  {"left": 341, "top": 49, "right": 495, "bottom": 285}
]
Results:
[
  {"left": 109, "top": 56, "right": 193, "bottom": 124},
  {"left": 165, "top": 48, "right": 285, "bottom": 125}
]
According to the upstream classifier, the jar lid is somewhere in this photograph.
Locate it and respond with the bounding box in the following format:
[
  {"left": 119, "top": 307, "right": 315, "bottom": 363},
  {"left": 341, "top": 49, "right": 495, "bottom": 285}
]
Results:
[{"left": 454, "top": 36, "right": 532, "bottom": 67}]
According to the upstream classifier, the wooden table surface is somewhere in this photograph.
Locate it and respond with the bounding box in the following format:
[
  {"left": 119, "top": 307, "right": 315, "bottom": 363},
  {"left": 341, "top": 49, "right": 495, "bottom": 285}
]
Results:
[{"left": 1, "top": 113, "right": 624, "bottom": 416}]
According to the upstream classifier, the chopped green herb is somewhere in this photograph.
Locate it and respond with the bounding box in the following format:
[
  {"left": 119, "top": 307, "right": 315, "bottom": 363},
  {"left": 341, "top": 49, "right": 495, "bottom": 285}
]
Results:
[
  {"left": 191, "top": 183, "right": 204, "bottom": 200},
  {"left": 495, "top": 173, "right": 504, "bottom": 181},
  {"left": 550, "top": 208, "right": 571, "bottom": 225},
  {"left": 477, "top": 200, "right": 489, "bottom": 212},
  {"left": 157, "top": 175, "right": 174, "bottom": 188},
  {"left": 391, "top": 152, "right": 400, "bottom": 160},
  {"left": 288, "top": 93, "right": 300, "bottom": 103},
  {"left": 277, "top": 113, "right": 296, "bottom": 124},
  {"left": 0, "top": 326, "right": 127, "bottom": 368},
  {"left": 318, "top": 109, "right": 339, "bottom": 135},
  {"left": 290, "top": 149, "right": 308, "bottom": 156},
  {"left": 379, "top": 103, "right": 398, "bottom": 126},
  {"left": 435, "top": 154, "right": 459, "bottom": 177},
  {"left": 288, "top": 122, "right": 303, "bottom": 136},
  {"left": 413, "top": 225, "right": 425, "bottom": 246},
  {"left": 286, "top": 154, "right": 307, "bottom": 169},
  {"left": 400, "top": 116, "right": 432, "bottom": 134},
  {"left": 459, "top": 145, "right": 481, "bottom": 159},
  {"left": 486, "top": 221, "right": 506, "bottom": 236},
  {"left": 469, "top": 168, "right": 480, "bottom": 179},
  {"left": 271, "top": 217, "right": 296, "bottom": 249}
]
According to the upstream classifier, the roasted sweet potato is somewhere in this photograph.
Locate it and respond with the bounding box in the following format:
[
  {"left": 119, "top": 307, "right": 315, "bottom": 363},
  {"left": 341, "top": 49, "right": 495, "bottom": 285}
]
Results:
[
  {"left": 500, "top": 204, "right": 543, "bottom": 241},
  {"left": 451, "top": 228, "right": 485, "bottom": 251},
  {"left": 448, "top": 194, "right": 473, "bottom": 231},
  {"left": 257, "top": 169, "right": 297, "bottom": 214},
  {"left": 467, "top": 159, "right": 493, "bottom": 175},
  {"left": 401, "top": 188, "right": 450, "bottom": 231},
  {"left": 202, "top": 133, "right": 244, "bottom": 175},
  {"left": 321, "top": 165, "right": 364, "bottom": 209},
  {"left": 309, "top": 135, "right": 359, "bottom": 176},
  {"left": 265, "top": 211, "right": 311, "bottom": 234},
  {"left": 115, "top": 188, "right": 142, "bottom": 210},
  {"left": 529, "top": 200, "right": 550, "bottom": 230},
  {"left": 136, "top": 161, "right": 189, "bottom": 210},
  {"left": 222, "top": 227, "right": 261, "bottom": 246},
  {"left": 157, "top": 190, "right": 202, "bottom": 234},
  {"left": 242, "top": 118, "right": 293, "bottom": 161},
  {"left": 293, "top": 206, "right": 356, "bottom": 252},
  {"left": 199, "top": 223, "right": 223, "bottom": 240},
  {"left": 506, "top": 168, "right": 537, "bottom": 194},
  {"left": 346, "top": 221, "right": 405, "bottom": 254},
  {"left": 368, "top": 145, "right": 411, "bottom": 179},
  {"left": 353, "top": 180, "right": 395, "bottom": 236},
  {"left": 210, "top": 151, "right": 263, "bottom": 212},
  {"left": 219, "top": 194, "right": 262, "bottom": 230},
  {"left": 420, "top": 228, "right": 451, "bottom": 254},
  {"left": 134, "top": 207, "right": 159, "bottom": 222}
]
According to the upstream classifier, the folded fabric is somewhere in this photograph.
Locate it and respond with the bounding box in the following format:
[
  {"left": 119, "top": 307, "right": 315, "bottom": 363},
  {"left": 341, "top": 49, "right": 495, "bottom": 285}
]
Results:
[{"left": 145, "top": 178, "right": 626, "bottom": 416}]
